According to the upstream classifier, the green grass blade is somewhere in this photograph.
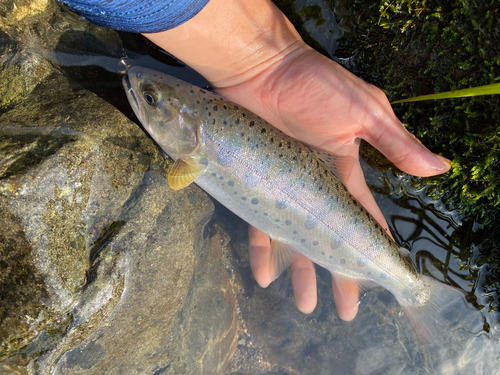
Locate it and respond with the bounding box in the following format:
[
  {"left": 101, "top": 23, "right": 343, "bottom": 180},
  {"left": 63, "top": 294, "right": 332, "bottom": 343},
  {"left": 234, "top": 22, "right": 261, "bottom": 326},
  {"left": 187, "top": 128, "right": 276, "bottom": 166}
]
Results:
[{"left": 391, "top": 82, "right": 500, "bottom": 104}]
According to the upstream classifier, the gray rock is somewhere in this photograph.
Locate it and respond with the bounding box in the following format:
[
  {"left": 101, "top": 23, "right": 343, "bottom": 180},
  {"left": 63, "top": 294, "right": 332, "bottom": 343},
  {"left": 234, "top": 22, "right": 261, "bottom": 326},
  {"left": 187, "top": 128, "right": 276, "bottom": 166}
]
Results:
[{"left": 0, "top": 1, "right": 238, "bottom": 373}]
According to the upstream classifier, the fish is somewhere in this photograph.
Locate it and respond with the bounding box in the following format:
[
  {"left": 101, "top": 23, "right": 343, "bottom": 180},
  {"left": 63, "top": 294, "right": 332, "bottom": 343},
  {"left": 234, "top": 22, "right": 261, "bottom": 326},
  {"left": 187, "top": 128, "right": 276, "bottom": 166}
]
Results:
[{"left": 122, "top": 64, "right": 471, "bottom": 343}]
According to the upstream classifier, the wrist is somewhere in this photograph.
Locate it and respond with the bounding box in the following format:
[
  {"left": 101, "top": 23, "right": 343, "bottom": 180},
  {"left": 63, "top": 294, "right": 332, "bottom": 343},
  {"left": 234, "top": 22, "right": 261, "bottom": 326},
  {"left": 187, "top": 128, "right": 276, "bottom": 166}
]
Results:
[{"left": 143, "top": 0, "right": 308, "bottom": 88}]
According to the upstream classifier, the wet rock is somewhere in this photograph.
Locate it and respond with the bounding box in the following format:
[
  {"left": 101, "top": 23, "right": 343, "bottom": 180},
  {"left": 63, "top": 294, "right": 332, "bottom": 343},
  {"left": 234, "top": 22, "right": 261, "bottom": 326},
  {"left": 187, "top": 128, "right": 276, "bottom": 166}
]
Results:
[{"left": 295, "top": 0, "right": 343, "bottom": 58}]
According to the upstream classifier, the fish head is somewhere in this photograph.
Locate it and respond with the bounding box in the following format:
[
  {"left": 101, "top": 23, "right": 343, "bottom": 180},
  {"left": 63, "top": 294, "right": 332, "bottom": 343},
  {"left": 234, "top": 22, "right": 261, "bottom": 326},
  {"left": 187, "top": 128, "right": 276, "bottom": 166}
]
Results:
[{"left": 123, "top": 66, "right": 200, "bottom": 158}]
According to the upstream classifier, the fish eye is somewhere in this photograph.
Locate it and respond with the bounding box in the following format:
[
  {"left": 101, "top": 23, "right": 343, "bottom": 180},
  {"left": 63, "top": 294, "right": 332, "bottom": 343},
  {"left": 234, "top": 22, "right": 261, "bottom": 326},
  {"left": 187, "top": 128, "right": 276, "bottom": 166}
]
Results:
[{"left": 142, "top": 85, "right": 161, "bottom": 107}]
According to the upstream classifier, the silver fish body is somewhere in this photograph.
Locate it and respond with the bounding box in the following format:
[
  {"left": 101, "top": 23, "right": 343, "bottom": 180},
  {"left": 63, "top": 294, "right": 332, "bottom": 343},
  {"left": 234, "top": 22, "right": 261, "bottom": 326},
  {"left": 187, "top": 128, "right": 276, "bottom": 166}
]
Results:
[{"left": 123, "top": 66, "right": 463, "bottom": 335}]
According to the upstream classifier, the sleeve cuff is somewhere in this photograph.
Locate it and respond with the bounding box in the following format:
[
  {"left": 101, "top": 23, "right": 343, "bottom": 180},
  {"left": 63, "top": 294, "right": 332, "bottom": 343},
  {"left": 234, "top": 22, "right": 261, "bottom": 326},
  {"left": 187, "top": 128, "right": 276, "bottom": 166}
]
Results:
[{"left": 59, "top": 0, "right": 210, "bottom": 33}]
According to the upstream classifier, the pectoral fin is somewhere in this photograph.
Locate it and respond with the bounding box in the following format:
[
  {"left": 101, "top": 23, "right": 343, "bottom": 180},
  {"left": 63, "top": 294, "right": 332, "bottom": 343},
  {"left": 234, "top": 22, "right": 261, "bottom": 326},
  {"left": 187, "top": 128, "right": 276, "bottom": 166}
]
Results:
[
  {"left": 270, "top": 240, "right": 299, "bottom": 281},
  {"left": 168, "top": 158, "right": 205, "bottom": 190}
]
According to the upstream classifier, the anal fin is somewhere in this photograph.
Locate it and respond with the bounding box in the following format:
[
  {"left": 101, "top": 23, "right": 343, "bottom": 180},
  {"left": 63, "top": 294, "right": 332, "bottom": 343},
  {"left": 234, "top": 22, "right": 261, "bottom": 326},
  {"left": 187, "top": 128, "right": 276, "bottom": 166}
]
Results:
[{"left": 269, "top": 240, "right": 299, "bottom": 281}]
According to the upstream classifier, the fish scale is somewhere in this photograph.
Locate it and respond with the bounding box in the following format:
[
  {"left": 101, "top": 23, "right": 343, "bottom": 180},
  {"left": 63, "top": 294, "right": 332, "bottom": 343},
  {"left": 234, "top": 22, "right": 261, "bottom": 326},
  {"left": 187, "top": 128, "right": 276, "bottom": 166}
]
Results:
[{"left": 123, "top": 65, "right": 470, "bottom": 343}]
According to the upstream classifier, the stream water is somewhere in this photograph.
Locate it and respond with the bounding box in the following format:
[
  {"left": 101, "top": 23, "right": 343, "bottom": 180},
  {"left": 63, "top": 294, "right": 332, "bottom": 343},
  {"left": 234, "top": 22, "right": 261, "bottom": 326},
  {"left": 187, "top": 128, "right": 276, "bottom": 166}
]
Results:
[{"left": 2, "top": 0, "right": 499, "bottom": 373}]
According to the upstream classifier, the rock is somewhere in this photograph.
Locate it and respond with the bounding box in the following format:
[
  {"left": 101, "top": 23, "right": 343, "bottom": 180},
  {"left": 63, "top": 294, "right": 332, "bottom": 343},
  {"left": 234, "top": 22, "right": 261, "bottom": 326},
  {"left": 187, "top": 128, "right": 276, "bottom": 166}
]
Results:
[{"left": 0, "top": 1, "right": 238, "bottom": 373}]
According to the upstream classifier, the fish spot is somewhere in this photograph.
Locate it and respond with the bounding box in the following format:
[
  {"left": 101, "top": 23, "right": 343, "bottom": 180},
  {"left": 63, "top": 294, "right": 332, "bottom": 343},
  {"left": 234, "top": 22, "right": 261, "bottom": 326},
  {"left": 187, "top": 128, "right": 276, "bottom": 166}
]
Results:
[
  {"left": 321, "top": 251, "right": 325, "bottom": 255},
  {"left": 293, "top": 231, "right": 297, "bottom": 234},
  {"left": 275, "top": 219, "right": 280, "bottom": 223},
  {"left": 304, "top": 216, "right": 317, "bottom": 230},
  {"left": 249, "top": 121, "right": 255, "bottom": 127},
  {"left": 301, "top": 239, "right": 306, "bottom": 243},
  {"left": 275, "top": 201, "right": 287, "bottom": 210},
  {"left": 223, "top": 105, "right": 227, "bottom": 110},
  {"left": 357, "top": 257, "right": 368, "bottom": 267},
  {"left": 219, "top": 176, "right": 224, "bottom": 180},
  {"left": 213, "top": 105, "right": 218, "bottom": 111},
  {"left": 234, "top": 105, "right": 239, "bottom": 110},
  {"left": 208, "top": 112, "right": 211, "bottom": 116},
  {"left": 285, "top": 220, "right": 292, "bottom": 226},
  {"left": 243, "top": 171, "right": 263, "bottom": 187},
  {"left": 251, "top": 198, "right": 259, "bottom": 205},
  {"left": 352, "top": 199, "right": 357, "bottom": 206},
  {"left": 211, "top": 173, "right": 216, "bottom": 177},
  {"left": 241, "top": 197, "right": 247, "bottom": 201},
  {"left": 329, "top": 255, "right": 333, "bottom": 259},
  {"left": 264, "top": 212, "right": 268, "bottom": 216},
  {"left": 313, "top": 241, "right": 319, "bottom": 246},
  {"left": 340, "top": 258, "right": 346, "bottom": 264},
  {"left": 233, "top": 191, "right": 238, "bottom": 195},
  {"left": 260, "top": 128, "right": 266, "bottom": 134},
  {"left": 235, "top": 119, "right": 240, "bottom": 124},
  {"left": 228, "top": 181, "right": 234, "bottom": 187},
  {"left": 196, "top": 100, "right": 200, "bottom": 104},
  {"left": 190, "top": 89, "right": 194, "bottom": 93},
  {"left": 213, "top": 119, "right": 216, "bottom": 124},
  {"left": 241, "top": 132, "right": 245, "bottom": 137},
  {"left": 242, "top": 113, "right": 246, "bottom": 117},
  {"left": 200, "top": 89, "right": 206, "bottom": 94},
  {"left": 331, "top": 236, "right": 342, "bottom": 249},
  {"left": 176, "top": 83, "right": 180, "bottom": 86},
  {"left": 380, "top": 273, "right": 389, "bottom": 280}
]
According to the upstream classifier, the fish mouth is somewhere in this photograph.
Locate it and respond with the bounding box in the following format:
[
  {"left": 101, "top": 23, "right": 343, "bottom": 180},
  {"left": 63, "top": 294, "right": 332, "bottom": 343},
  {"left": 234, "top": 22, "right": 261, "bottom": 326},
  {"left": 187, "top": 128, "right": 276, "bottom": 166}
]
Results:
[{"left": 122, "top": 75, "right": 143, "bottom": 122}]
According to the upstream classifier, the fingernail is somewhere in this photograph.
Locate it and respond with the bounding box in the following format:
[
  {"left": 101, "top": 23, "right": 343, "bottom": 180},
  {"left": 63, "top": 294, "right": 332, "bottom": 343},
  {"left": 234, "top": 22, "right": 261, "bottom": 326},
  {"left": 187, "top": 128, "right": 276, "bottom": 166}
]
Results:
[{"left": 435, "top": 155, "right": 451, "bottom": 171}]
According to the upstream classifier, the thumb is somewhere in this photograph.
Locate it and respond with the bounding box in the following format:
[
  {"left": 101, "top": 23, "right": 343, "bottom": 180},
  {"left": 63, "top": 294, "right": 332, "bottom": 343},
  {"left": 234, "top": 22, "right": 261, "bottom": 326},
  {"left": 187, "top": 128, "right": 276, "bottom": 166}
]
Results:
[{"left": 362, "top": 92, "right": 450, "bottom": 177}]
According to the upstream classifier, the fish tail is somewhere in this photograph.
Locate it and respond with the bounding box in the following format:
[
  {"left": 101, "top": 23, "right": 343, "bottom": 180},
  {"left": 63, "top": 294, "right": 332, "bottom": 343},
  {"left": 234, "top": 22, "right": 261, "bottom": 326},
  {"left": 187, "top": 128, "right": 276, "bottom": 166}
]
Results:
[
  {"left": 397, "top": 276, "right": 480, "bottom": 344},
  {"left": 398, "top": 276, "right": 500, "bottom": 374}
]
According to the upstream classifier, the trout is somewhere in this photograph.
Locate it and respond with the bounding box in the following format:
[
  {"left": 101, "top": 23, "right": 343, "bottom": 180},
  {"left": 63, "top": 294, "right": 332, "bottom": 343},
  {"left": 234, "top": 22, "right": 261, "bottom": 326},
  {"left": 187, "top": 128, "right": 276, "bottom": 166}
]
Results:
[{"left": 122, "top": 64, "right": 465, "bottom": 341}]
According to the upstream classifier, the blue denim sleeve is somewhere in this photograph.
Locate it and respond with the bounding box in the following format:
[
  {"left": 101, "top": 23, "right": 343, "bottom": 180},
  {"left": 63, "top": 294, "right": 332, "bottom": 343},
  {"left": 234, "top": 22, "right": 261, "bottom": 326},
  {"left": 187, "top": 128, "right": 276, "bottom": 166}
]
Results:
[{"left": 58, "top": 0, "right": 210, "bottom": 33}]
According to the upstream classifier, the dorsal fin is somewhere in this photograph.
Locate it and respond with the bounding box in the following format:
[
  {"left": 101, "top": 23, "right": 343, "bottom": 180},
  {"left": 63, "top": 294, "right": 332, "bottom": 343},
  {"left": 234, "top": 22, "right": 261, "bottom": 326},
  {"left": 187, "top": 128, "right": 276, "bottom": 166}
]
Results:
[{"left": 312, "top": 149, "right": 357, "bottom": 185}]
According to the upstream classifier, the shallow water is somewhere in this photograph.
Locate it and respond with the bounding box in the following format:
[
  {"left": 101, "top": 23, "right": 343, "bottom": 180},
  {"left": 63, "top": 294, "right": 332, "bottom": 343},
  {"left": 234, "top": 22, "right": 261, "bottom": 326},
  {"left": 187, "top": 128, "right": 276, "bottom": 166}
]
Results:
[{"left": 2, "top": 1, "right": 499, "bottom": 373}]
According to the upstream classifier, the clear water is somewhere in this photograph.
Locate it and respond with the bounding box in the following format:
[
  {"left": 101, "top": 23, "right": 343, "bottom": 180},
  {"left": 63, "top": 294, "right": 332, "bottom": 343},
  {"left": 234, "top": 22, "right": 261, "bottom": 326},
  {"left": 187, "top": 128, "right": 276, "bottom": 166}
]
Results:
[{"left": 7, "top": 3, "right": 498, "bottom": 373}]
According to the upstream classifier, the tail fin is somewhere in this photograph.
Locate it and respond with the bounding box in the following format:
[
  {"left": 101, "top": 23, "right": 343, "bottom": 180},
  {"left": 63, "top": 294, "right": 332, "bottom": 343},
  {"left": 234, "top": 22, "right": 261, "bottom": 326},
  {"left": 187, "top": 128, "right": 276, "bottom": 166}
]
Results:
[
  {"left": 397, "top": 276, "right": 482, "bottom": 345},
  {"left": 398, "top": 276, "right": 500, "bottom": 374}
]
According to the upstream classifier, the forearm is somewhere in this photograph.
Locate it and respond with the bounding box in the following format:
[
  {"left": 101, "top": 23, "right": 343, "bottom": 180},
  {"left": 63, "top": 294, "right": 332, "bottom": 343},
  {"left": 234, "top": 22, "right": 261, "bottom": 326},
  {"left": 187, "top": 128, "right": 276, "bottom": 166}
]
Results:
[{"left": 143, "top": 0, "right": 308, "bottom": 88}]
